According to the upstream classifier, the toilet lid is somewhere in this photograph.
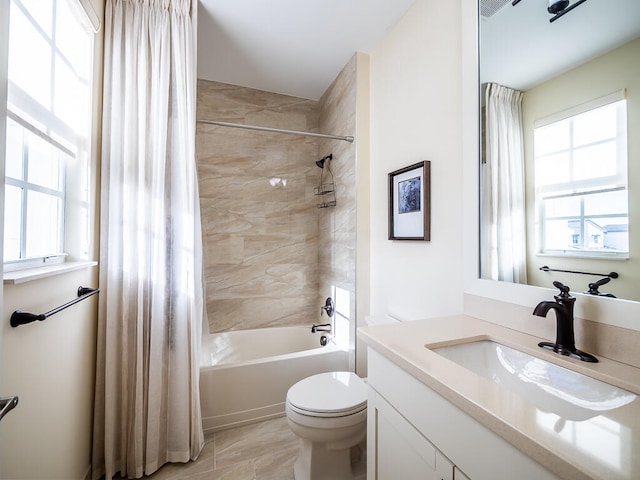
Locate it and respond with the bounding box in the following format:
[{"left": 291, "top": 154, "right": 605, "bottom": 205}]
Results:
[{"left": 287, "top": 372, "right": 367, "bottom": 416}]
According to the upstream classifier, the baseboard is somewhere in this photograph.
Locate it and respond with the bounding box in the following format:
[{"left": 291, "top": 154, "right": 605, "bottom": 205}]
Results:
[{"left": 202, "top": 402, "right": 286, "bottom": 433}]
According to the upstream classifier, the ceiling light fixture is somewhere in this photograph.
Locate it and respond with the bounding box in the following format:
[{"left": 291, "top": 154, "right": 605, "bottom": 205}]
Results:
[
  {"left": 511, "top": 0, "right": 588, "bottom": 23},
  {"left": 547, "top": 0, "right": 570, "bottom": 14}
]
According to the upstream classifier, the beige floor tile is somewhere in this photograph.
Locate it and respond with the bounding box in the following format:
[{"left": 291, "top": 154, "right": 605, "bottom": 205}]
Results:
[
  {"left": 214, "top": 417, "right": 298, "bottom": 470},
  {"left": 130, "top": 417, "right": 297, "bottom": 480},
  {"left": 142, "top": 440, "right": 215, "bottom": 480},
  {"left": 211, "top": 460, "right": 255, "bottom": 480},
  {"left": 253, "top": 444, "right": 297, "bottom": 480}
]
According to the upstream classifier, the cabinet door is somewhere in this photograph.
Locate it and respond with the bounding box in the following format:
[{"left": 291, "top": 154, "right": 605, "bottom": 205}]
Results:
[
  {"left": 454, "top": 466, "right": 471, "bottom": 480},
  {"left": 374, "top": 393, "right": 437, "bottom": 479},
  {"left": 435, "top": 450, "right": 454, "bottom": 480}
]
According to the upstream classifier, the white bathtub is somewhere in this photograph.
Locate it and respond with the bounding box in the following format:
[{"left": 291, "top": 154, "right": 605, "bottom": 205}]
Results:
[{"left": 199, "top": 326, "right": 349, "bottom": 432}]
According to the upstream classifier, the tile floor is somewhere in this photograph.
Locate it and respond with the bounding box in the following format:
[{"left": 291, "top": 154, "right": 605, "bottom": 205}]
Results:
[{"left": 142, "top": 416, "right": 298, "bottom": 480}]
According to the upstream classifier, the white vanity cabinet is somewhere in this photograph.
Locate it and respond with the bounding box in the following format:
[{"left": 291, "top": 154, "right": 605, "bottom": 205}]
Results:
[
  {"left": 370, "top": 386, "right": 469, "bottom": 480},
  {"left": 366, "top": 348, "right": 559, "bottom": 480}
]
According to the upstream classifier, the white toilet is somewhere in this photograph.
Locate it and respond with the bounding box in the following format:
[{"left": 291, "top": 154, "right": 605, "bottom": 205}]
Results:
[{"left": 285, "top": 371, "right": 367, "bottom": 480}]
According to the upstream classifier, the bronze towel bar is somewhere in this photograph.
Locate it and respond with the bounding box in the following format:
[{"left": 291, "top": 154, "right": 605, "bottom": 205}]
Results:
[{"left": 10, "top": 286, "right": 99, "bottom": 328}]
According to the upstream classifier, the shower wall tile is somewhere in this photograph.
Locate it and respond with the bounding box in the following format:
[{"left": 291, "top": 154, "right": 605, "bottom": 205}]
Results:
[
  {"left": 197, "top": 79, "right": 321, "bottom": 332},
  {"left": 241, "top": 297, "right": 317, "bottom": 329},
  {"left": 197, "top": 60, "right": 359, "bottom": 335},
  {"left": 206, "top": 299, "right": 244, "bottom": 332},
  {"left": 317, "top": 55, "right": 358, "bottom": 325},
  {"left": 202, "top": 234, "right": 244, "bottom": 265}
]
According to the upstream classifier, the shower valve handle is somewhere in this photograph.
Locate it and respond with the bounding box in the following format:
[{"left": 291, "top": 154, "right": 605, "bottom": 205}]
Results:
[{"left": 320, "top": 297, "right": 334, "bottom": 317}]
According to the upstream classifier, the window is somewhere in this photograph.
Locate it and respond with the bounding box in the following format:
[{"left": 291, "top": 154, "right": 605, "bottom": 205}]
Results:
[
  {"left": 534, "top": 93, "right": 628, "bottom": 257},
  {"left": 4, "top": 0, "right": 94, "bottom": 270}
]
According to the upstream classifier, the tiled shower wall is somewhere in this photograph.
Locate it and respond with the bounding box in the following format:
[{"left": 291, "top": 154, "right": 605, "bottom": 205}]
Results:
[
  {"left": 196, "top": 80, "right": 321, "bottom": 332},
  {"left": 196, "top": 57, "right": 358, "bottom": 334},
  {"left": 318, "top": 57, "right": 357, "bottom": 335}
]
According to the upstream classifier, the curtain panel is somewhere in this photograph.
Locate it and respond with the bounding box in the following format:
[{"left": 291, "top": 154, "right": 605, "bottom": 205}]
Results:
[
  {"left": 481, "top": 82, "right": 527, "bottom": 284},
  {"left": 93, "top": 0, "right": 205, "bottom": 478}
]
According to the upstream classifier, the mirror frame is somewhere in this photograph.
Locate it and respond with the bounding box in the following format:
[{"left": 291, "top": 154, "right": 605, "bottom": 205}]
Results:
[{"left": 461, "top": 0, "right": 639, "bottom": 332}]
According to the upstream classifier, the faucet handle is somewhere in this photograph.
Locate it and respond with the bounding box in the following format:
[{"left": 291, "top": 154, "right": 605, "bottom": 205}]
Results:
[
  {"left": 552, "top": 280, "right": 571, "bottom": 298},
  {"left": 320, "top": 297, "right": 334, "bottom": 317}
]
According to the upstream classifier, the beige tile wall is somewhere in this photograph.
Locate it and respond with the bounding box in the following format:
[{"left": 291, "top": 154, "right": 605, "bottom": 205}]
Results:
[
  {"left": 318, "top": 56, "right": 358, "bottom": 325},
  {"left": 196, "top": 66, "right": 358, "bottom": 334}
]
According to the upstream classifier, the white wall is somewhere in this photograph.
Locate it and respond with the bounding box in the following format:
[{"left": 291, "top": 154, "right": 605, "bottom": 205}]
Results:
[
  {"left": 368, "top": 0, "right": 464, "bottom": 321},
  {"left": 1, "top": 272, "right": 98, "bottom": 480},
  {"left": 0, "top": 1, "right": 104, "bottom": 478}
]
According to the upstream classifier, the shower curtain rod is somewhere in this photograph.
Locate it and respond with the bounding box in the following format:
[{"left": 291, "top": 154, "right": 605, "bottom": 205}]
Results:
[{"left": 196, "top": 119, "right": 354, "bottom": 143}]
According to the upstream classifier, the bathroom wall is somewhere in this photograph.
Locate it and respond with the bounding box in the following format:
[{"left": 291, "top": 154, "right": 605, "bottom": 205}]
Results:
[
  {"left": 367, "top": 0, "right": 465, "bottom": 321},
  {"left": 196, "top": 80, "right": 322, "bottom": 333},
  {"left": 317, "top": 55, "right": 358, "bottom": 349},
  {"left": 0, "top": 1, "right": 104, "bottom": 478},
  {"left": 196, "top": 56, "right": 363, "bottom": 340}
]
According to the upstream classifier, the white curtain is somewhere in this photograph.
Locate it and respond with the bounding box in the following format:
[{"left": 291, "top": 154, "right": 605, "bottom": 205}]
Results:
[
  {"left": 92, "top": 0, "right": 205, "bottom": 478},
  {"left": 481, "top": 83, "right": 527, "bottom": 284}
]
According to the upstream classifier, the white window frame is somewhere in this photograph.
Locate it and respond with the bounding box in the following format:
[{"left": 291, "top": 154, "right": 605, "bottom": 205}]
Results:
[
  {"left": 534, "top": 91, "right": 628, "bottom": 258},
  {"left": 4, "top": 0, "right": 94, "bottom": 272}
]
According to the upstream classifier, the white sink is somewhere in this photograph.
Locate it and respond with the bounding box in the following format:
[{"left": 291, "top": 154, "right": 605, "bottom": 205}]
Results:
[{"left": 430, "top": 340, "right": 637, "bottom": 420}]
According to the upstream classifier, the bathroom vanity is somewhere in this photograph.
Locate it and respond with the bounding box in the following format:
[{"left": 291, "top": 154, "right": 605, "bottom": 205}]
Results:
[{"left": 360, "top": 315, "right": 640, "bottom": 479}]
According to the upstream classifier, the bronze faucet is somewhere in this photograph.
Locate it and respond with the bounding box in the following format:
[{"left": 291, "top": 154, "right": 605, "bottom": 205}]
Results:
[{"left": 533, "top": 281, "right": 598, "bottom": 363}]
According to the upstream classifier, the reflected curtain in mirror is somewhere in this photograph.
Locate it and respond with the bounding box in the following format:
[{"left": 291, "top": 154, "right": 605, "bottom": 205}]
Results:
[{"left": 481, "top": 83, "right": 527, "bottom": 283}]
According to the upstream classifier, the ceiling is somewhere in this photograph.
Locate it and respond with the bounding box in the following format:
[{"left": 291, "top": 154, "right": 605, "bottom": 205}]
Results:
[
  {"left": 481, "top": 0, "right": 640, "bottom": 91},
  {"left": 196, "top": 1, "right": 640, "bottom": 100},
  {"left": 197, "top": 0, "right": 416, "bottom": 100}
]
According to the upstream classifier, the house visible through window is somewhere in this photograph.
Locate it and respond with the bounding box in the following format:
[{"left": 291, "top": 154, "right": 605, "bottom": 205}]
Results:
[
  {"left": 534, "top": 93, "right": 628, "bottom": 257},
  {"left": 4, "top": 0, "right": 93, "bottom": 270}
]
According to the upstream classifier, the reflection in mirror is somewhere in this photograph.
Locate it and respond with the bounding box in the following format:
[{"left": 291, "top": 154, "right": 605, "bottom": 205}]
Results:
[{"left": 479, "top": 0, "right": 640, "bottom": 301}]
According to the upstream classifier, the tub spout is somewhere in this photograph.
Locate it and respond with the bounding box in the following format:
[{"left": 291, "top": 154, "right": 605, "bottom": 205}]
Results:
[{"left": 311, "top": 323, "right": 331, "bottom": 333}]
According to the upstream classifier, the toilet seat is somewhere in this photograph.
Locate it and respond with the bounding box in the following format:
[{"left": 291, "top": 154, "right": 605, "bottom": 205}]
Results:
[{"left": 286, "top": 372, "right": 367, "bottom": 418}]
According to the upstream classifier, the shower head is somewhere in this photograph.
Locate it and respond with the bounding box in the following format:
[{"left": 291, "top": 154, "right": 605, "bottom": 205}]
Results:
[{"left": 316, "top": 154, "right": 333, "bottom": 168}]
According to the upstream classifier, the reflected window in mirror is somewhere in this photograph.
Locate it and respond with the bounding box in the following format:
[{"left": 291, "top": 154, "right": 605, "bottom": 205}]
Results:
[{"left": 534, "top": 94, "right": 628, "bottom": 258}]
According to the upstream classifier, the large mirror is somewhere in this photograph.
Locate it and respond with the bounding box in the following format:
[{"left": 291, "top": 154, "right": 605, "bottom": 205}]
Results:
[{"left": 479, "top": 0, "right": 640, "bottom": 301}]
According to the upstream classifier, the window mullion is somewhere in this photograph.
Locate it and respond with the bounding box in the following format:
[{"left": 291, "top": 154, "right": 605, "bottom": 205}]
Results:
[
  {"left": 20, "top": 139, "right": 28, "bottom": 259},
  {"left": 51, "top": 0, "right": 57, "bottom": 130},
  {"left": 579, "top": 197, "right": 585, "bottom": 250}
]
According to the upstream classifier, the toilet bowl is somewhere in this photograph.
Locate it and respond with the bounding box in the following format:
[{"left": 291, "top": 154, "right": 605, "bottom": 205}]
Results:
[{"left": 286, "top": 371, "right": 367, "bottom": 480}]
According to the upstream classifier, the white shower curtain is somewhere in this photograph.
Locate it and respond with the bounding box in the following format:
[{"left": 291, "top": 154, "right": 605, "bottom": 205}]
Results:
[
  {"left": 481, "top": 83, "right": 527, "bottom": 284},
  {"left": 92, "top": 0, "right": 205, "bottom": 478}
]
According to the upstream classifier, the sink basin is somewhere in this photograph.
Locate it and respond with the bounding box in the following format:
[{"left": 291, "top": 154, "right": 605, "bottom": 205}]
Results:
[{"left": 430, "top": 340, "right": 637, "bottom": 420}]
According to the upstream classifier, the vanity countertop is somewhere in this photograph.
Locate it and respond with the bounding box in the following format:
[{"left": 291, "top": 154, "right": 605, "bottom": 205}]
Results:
[{"left": 359, "top": 314, "right": 640, "bottom": 480}]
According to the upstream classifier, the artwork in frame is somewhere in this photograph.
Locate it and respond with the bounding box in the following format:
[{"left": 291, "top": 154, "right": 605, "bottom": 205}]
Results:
[{"left": 388, "top": 161, "right": 431, "bottom": 241}]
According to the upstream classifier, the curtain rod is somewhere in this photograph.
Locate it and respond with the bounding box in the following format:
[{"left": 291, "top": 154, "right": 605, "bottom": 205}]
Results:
[{"left": 196, "top": 119, "right": 354, "bottom": 143}]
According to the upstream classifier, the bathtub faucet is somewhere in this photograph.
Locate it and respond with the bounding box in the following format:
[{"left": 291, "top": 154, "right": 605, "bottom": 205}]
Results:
[
  {"left": 320, "top": 297, "right": 334, "bottom": 317},
  {"left": 311, "top": 323, "right": 331, "bottom": 333}
]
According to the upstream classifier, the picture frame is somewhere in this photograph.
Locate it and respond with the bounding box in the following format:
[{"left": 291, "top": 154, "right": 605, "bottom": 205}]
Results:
[{"left": 388, "top": 161, "right": 431, "bottom": 241}]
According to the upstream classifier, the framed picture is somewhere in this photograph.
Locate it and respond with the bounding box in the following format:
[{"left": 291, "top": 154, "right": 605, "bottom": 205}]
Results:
[{"left": 388, "top": 161, "right": 431, "bottom": 241}]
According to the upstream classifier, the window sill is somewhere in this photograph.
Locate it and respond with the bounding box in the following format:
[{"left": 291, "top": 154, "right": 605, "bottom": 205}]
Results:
[
  {"left": 536, "top": 252, "right": 629, "bottom": 261},
  {"left": 3, "top": 260, "right": 98, "bottom": 285}
]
